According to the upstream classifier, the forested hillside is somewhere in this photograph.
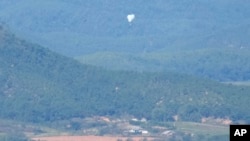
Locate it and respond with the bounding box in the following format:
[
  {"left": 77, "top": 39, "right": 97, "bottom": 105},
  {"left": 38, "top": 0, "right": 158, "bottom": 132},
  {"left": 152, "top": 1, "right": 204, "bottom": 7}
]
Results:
[
  {"left": 1, "top": 26, "right": 250, "bottom": 124},
  {"left": 0, "top": 0, "right": 249, "bottom": 56},
  {"left": 76, "top": 47, "right": 250, "bottom": 81},
  {"left": 1, "top": 0, "right": 249, "bottom": 81}
]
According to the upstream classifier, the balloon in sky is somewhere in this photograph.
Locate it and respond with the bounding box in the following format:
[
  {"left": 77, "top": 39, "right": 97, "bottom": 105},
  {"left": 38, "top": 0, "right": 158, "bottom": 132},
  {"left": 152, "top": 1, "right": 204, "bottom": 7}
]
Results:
[{"left": 127, "top": 14, "right": 135, "bottom": 23}]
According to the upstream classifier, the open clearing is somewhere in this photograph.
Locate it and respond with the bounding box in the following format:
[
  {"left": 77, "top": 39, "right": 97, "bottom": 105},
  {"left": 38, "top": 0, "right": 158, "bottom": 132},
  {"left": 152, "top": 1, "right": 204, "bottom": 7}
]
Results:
[
  {"left": 174, "top": 122, "right": 229, "bottom": 135},
  {"left": 32, "top": 135, "right": 155, "bottom": 141}
]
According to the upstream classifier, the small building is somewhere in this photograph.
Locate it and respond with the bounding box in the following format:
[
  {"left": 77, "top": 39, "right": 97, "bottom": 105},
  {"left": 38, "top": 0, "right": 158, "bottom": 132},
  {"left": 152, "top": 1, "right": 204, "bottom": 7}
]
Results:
[{"left": 141, "top": 130, "right": 149, "bottom": 134}]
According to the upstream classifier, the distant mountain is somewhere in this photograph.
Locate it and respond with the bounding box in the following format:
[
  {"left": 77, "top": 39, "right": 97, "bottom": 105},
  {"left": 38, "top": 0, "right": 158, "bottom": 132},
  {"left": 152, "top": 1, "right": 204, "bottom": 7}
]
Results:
[
  {"left": 76, "top": 47, "right": 250, "bottom": 81},
  {"left": 1, "top": 0, "right": 249, "bottom": 81},
  {"left": 1, "top": 26, "right": 250, "bottom": 123},
  {"left": 0, "top": 0, "right": 250, "bottom": 56}
]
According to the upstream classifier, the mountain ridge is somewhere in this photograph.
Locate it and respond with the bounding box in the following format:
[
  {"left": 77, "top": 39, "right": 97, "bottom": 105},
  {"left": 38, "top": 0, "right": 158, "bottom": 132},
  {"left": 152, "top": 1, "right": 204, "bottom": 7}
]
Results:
[
  {"left": 0, "top": 0, "right": 250, "bottom": 56},
  {"left": 76, "top": 47, "right": 250, "bottom": 81},
  {"left": 1, "top": 26, "right": 250, "bottom": 124},
  {"left": 1, "top": 1, "right": 249, "bottom": 81}
]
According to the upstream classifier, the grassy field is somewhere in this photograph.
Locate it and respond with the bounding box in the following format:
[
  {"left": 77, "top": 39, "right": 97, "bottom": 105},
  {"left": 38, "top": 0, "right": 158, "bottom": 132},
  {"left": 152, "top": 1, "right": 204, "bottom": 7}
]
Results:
[{"left": 174, "top": 122, "right": 229, "bottom": 136}]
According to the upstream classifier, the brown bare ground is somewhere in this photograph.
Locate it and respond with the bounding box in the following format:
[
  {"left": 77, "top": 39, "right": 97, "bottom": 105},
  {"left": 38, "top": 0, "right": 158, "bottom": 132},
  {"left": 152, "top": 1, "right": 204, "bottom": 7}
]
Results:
[{"left": 32, "top": 135, "right": 155, "bottom": 141}]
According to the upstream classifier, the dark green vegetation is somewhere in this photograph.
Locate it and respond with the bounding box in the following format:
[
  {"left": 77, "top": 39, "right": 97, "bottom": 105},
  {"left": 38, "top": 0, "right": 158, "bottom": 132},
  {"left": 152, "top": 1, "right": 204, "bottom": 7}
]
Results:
[
  {"left": 1, "top": 26, "right": 250, "bottom": 124},
  {"left": 1, "top": 0, "right": 249, "bottom": 81},
  {"left": 76, "top": 47, "right": 250, "bottom": 81},
  {"left": 1, "top": 1, "right": 250, "bottom": 140},
  {"left": 1, "top": 0, "right": 250, "bottom": 55}
]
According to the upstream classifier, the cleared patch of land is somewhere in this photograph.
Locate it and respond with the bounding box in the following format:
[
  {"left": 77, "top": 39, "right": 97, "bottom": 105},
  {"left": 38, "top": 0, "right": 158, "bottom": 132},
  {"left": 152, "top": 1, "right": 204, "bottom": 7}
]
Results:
[{"left": 174, "top": 122, "right": 229, "bottom": 135}]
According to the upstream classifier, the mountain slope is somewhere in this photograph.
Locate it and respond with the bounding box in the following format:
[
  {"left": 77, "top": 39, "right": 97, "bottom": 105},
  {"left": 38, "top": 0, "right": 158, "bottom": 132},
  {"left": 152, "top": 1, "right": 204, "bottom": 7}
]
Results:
[
  {"left": 1, "top": 26, "right": 250, "bottom": 123},
  {"left": 1, "top": 0, "right": 250, "bottom": 81},
  {"left": 0, "top": 0, "right": 250, "bottom": 56},
  {"left": 76, "top": 47, "right": 250, "bottom": 81}
]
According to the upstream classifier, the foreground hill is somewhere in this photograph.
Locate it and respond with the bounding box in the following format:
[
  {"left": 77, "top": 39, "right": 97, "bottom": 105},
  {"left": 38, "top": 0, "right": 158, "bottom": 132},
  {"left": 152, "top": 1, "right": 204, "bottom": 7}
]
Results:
[{"left": 1, "top": 26, "right": 250, "bottom": 124}]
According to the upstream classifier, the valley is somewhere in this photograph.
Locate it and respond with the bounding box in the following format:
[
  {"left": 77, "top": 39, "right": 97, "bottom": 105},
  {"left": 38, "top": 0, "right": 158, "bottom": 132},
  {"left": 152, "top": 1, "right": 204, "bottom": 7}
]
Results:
[{"left": 0, "top": 116, "right": 229, "bottom": 141}]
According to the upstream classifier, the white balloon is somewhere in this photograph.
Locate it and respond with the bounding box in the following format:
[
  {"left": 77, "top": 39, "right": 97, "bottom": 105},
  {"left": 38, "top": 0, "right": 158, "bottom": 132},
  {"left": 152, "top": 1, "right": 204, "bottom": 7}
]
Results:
[{"left": 127, "top": 14, "right": 135, "bottom": 23}]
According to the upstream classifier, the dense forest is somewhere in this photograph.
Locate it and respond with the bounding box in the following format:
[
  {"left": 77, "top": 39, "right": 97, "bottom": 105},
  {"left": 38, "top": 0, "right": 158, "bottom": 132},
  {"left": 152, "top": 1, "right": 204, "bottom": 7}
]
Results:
[
  {"left": 1, "top": 1, "right": 250, "bottom": 140},
  {"left": 77, "top": 47, "right": 250, "bottom": 81},
  {"left": 1, "top": 26, "right": 250, "bottom": 124},
  {"left": 1, "top": 0, "right": 250, "bottom": 82},
  {"left": 0, "top": 0, "right": 249, "bottom": 56}
]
